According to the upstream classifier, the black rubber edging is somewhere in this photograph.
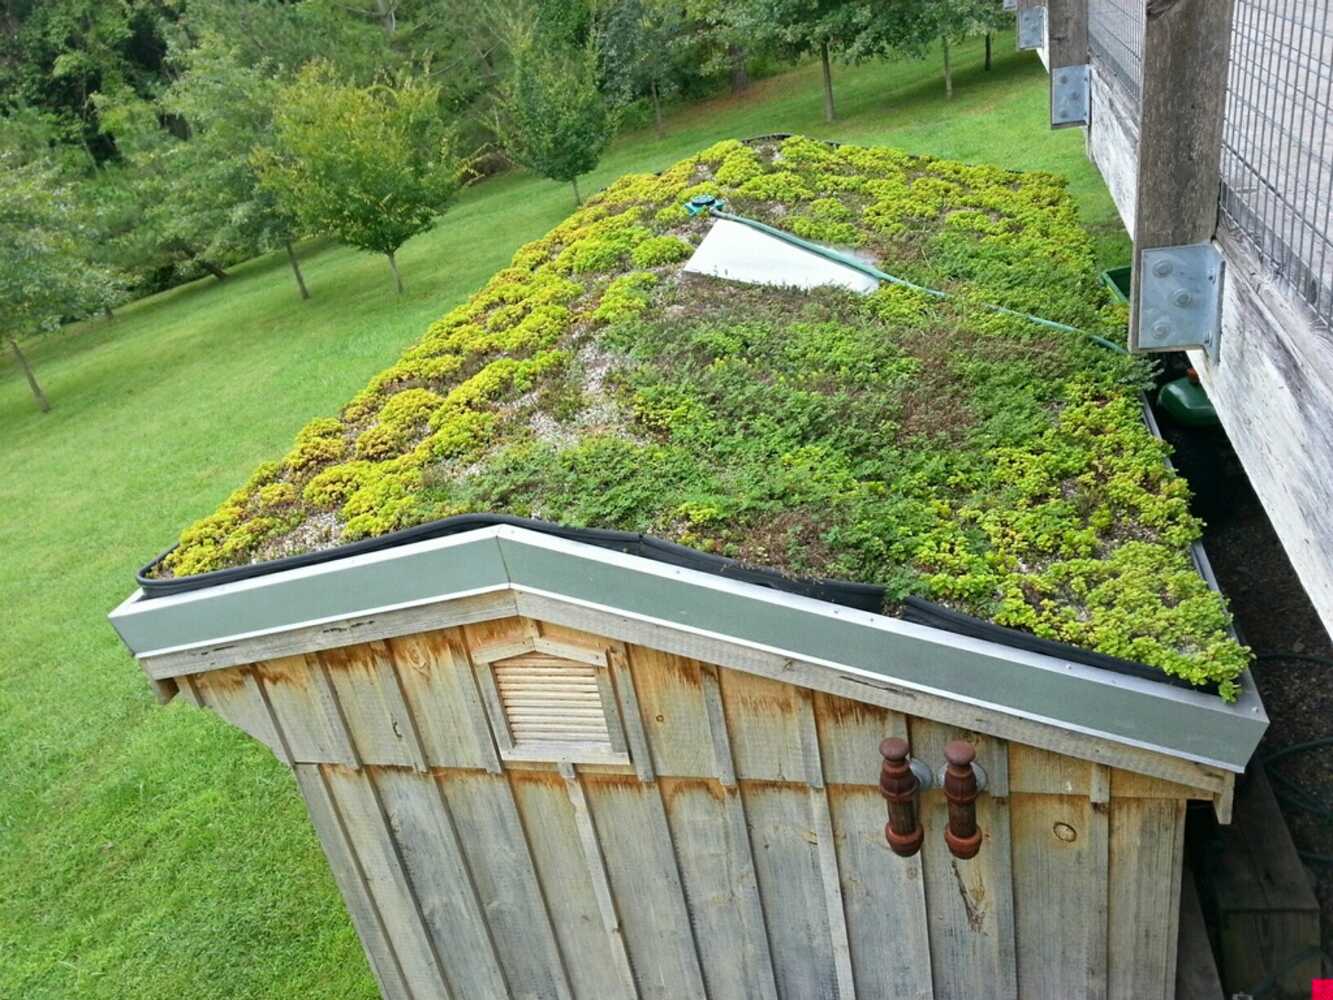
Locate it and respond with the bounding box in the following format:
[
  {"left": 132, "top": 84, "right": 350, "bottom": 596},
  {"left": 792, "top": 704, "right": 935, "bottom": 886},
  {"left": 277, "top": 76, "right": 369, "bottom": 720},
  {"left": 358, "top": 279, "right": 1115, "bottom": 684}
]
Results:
[
  {"left": 138, "top": 513, "right": 1216, "bottom": 695},
  {"left": 136, "top": 512, "right": 885, "bottom": 611},
  {"left": 900, "top": 596, "right": 1221, "bottom": 695}
]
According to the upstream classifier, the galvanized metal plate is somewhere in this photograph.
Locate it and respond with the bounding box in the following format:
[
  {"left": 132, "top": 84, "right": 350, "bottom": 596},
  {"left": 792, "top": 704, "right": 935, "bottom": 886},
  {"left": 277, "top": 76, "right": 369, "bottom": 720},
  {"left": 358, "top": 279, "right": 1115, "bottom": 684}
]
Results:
[
  {"left": 1135, "top": 243, "right": 1225, "bottom": 358},
  {"left": 1018, "top": 7, "right": 1045, "bottom": 50},
  {"left": 1003, "top": 0, "right": 1017, "bottom": 9},
  {"left": 1051, "top": 64, "right": 1090, "bottom": 128}
]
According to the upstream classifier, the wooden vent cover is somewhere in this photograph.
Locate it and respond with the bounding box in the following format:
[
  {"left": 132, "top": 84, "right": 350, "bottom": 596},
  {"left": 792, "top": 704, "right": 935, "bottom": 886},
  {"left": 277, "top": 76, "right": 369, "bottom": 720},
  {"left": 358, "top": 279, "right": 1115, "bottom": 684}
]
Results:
[
  {"left": 474, "top": 635, "right": 630, "bottom": 766},
  {"left": 496, "top": 654, "right": 611, "bottom": 749}
]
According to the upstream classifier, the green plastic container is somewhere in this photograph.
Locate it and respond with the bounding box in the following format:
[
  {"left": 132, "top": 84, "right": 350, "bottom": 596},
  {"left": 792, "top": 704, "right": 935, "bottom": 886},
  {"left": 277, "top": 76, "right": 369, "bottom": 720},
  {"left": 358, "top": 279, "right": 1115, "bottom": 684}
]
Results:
[
  {"left": 1157, "top": 372, "right": 1219, "bottom": 428},
  {"left": 1101, "top": 265, "right": 1132, "bottom": 305}
]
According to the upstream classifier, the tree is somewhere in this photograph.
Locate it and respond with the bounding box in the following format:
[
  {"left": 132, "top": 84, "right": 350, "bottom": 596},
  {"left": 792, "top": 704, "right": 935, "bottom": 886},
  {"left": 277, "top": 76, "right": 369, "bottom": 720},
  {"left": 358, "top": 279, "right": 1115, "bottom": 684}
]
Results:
[
  {"left": 733, "top": 1, "right": 911, "bottom": 122},
  {"left": 256, "top": 61, "right": 467, "bottom": 295},
  {"left": 917, "top": 0, "right": 1012, "bottom": 97},
  {"left": 597, "top": 0, "right": 683, "bottom": 135},
  {"left": 0, "top": 122, "right": 122, "bottom": 411},
  {"left": 158, "top": 33, "right": 311, "bottom": 298},
  {"left": 496, "top": 31, "right": 614, "bottom": 205}
]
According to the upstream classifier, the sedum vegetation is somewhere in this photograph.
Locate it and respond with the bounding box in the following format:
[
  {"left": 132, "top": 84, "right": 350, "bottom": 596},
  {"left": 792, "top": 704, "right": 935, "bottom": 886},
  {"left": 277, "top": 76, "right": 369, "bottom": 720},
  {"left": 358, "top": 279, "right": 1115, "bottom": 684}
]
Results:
[{"left": 159, "top": 136, "right": 1248, "bottom": 697}]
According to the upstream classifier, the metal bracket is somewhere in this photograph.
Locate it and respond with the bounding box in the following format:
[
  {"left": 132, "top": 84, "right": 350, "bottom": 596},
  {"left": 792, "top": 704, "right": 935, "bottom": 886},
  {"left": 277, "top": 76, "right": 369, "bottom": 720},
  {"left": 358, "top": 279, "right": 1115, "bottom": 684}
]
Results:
[
  {"left": 909, "top": 757, "right": 935, "bottom": 791},
  {"left": 1003, "top": 0, "right": 1017, "bottom": 10},
  {"left": 935, "top": 759, "right": 989, "bottom": 794},
  {"left": 1018, "top": 7, "right": 1045, "bottom": 50},
  {"left": 1051, "top": 64, "right": 1090, "bottom": 128},
  {"left": 1133, "top": 244, "right": 1225, "bottom": 359}
]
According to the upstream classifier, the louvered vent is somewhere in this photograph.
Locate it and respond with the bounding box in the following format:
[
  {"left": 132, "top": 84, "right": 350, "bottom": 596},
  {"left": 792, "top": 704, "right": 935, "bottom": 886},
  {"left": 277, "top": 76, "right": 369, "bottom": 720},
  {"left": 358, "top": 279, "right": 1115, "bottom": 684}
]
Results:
[{"left": 493, "top": 653, "right": 615, "bottom": 756}]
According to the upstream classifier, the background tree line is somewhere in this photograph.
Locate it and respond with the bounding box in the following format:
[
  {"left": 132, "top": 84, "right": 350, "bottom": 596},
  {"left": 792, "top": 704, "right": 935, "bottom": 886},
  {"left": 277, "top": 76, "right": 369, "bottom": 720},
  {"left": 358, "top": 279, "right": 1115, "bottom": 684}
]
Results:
[{"left": 0, "top": 0, "right": 1011, "bottom": 411}]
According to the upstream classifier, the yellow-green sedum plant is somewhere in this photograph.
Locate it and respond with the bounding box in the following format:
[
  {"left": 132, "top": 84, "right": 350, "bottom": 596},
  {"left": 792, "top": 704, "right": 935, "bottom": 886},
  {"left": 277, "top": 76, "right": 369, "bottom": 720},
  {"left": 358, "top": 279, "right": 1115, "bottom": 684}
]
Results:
[{"left": 160, "top": 136, "right": 1249, "bottom": 698}]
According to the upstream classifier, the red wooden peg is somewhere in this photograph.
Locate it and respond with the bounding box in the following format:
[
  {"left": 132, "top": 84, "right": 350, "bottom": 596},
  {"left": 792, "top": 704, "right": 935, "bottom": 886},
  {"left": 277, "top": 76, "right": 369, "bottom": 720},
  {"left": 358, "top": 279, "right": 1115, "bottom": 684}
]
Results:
[
  {"left": 879, "top": 737, "right": 924, "bottom": 858},
  {"left": 943, "top": 740, "right": 983, "bottom": 860}
]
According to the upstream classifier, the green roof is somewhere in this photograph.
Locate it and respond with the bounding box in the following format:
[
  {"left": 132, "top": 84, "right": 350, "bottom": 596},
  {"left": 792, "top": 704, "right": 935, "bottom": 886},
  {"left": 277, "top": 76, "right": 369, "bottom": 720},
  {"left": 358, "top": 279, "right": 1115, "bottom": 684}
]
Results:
[{"left": 158, "top": 136, "right": 1249, "bottom": 698}]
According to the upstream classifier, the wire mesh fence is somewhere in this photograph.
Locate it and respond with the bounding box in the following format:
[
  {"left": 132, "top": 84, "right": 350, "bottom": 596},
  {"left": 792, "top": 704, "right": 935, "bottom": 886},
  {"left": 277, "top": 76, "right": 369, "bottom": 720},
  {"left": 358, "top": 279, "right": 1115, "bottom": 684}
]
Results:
[
  {"left": 1088, "top": 0, "right": 1144, "bottom": 102},
  {"left": 1220, "top": 0, "right": 1333, "bottom": 328}
]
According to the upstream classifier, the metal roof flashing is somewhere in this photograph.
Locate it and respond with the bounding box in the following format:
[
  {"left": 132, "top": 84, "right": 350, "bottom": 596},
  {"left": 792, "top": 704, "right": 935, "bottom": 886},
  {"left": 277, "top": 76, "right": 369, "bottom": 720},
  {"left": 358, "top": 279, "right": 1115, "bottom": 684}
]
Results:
[{"left": 109, "top": 524, "right": 1266, "bottom": 776}]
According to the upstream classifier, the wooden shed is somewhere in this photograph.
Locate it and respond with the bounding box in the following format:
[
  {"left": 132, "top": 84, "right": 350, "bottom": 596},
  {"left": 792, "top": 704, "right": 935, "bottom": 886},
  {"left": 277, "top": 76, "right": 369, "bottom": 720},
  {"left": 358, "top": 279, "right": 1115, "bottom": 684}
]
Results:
[
  {"left": 111, "top": 137, "right": 1270, "bottom": 998},
  {"left": 110, "top": 525, "right": 1264, "bottom": 1000}
]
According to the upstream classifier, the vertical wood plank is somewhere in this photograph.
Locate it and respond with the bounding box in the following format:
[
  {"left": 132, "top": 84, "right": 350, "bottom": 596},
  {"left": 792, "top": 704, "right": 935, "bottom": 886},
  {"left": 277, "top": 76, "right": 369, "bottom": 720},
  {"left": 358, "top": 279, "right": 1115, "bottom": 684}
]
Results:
[
  {"left": 245, "top": 669, "right": 293, "bottom": 765},
  {"left": 610, "top": 645, "right": 655, "bottom": 781},
  {"left": 693, "top": 664, "right": 781, "bottom": 1000},
  {"left": 441, "top": 770, "right": 573, "bottom": 1000},
  {"left": 580, "top": 771, "right": 708, "bottom": 1000},
  {"left": 913, "top": 719, "right": 1018, "bottom": 999},
  {"left": 320, "top": 643, "right": 428, "bottom": 769},
  {"left": 190, "top": 666, "right": 288, "bottom": 762},
  {"left": 1107, "top": 797, "right": 1188, "bottom": 1000},
  {"left": 798, "top": 692, "right": 856, "bottom": 1000},
  {"left": 324, "top": 766, "right": 454, "bottom": 998},
  {"left": 509, "top": 768, "right": 622, "bottom": 1000},
  {"left": 1011, "top": 793, "right": 1097, "bottom": 999},
  {"left": 560, "top": 764, "right": 641, "bottom": 999},
  {"left": 375, "top": 768, "right": 512, "bottom": 999},
  {"left": 256, "top": 655, "right": 357, "bottom": 765},
  {"left": 294, "top": 764, "right": 413, "bottom": 1000},
  {"left": 815, "top": 693, "right": 933, "bottom": 999},
  {"left": 720, "top": 670, "right": 806, "bottom": 782},
  {"left": 388, "top": 631, "right": 499, "bottom": 770},
  {"left": 622, "top": 647, "right": 716, "bottom": 779},
  {"left": 1087, "top": 764, "right": 1111, "bottom": 1000},
  {"left": 743, "top": 779, "right": 836, "bottom": 999}
]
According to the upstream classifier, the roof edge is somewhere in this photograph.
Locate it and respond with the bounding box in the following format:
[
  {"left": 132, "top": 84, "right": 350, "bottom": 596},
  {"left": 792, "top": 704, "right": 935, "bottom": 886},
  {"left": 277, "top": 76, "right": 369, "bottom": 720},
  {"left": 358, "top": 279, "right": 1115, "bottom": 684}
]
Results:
[{"left": 109, "top": 525, "right": 1265, "bottom": 778}]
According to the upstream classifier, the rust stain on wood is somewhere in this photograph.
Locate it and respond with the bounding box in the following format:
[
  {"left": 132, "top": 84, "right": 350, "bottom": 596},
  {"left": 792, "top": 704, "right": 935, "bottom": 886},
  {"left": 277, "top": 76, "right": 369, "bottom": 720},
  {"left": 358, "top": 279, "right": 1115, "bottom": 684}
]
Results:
[
  {"left": 950, "top": 860, "right": 990, "bottom": 933},
  {"left": 658, "top": 776, "right": 727, "bottom": 805}
]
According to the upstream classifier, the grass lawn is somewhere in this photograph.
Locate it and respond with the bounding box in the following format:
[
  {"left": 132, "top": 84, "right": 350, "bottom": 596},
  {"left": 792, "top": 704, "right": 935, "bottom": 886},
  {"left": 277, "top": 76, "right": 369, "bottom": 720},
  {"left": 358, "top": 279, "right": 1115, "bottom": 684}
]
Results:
[{"left": 0, "top": 34, "right": 1128, "bottom": 998}]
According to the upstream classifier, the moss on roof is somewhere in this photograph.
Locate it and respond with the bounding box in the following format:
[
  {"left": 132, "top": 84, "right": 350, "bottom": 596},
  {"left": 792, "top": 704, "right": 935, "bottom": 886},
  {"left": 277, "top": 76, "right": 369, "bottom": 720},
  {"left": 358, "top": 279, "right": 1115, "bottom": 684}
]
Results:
[{"left": 159, "top": 136, "right": 1249, "bottom": 698}]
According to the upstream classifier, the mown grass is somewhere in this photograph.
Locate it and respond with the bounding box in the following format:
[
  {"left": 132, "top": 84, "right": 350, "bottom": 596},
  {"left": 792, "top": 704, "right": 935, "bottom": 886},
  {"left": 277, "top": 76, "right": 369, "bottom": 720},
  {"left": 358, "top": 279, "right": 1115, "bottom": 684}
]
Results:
[{"left": 0, "top": 33, "right": 1129, "bottom": 998}]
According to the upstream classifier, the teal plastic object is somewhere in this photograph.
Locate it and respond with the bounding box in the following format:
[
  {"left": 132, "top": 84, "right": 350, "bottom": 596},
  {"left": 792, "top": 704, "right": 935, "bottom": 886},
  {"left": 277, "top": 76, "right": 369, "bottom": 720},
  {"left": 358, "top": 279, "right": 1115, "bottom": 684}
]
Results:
[
  {"left": 685, "top": 193, "right": 724, "bottom": 216},
  {"left": 1101, "top": 265, "right": 1132, "bottom": 305},
  {"left": 1157, "top": 371, "right": 1219, "bottom": 428}
]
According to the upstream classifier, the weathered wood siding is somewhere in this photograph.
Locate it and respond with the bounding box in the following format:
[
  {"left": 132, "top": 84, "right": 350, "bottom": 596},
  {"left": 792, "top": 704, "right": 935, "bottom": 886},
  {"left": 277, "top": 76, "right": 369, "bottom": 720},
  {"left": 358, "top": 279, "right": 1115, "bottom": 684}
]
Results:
[{"left": 183, "top": 615, "right": 1199, "bottom": 1000}]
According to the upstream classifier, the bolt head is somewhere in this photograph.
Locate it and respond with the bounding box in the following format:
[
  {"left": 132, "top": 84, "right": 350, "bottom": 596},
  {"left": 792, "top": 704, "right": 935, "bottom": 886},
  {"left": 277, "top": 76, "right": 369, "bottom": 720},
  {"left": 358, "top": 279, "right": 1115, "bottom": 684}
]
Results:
[
  {"left": 1152, "top": 319, "right": 1174, "bottom": 341},
  {"left": 1152, "top": 258, "right": 1174, "bottom": 278},
  {"left": 1172, "top": 289, "right": 1193, "bottom": 308}
]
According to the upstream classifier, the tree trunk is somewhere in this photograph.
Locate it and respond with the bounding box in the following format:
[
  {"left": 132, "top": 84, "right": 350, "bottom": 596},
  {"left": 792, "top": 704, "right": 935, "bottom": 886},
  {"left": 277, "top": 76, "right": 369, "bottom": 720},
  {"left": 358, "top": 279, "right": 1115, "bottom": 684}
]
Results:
[
  {"left": 820, "top": 41, "right": 836, "bottom": 123},
  {"left": 386, "top": 251, "right": 404, "bottom": 295},
  {"left": 985, "top": 32, "right": 993, "bottom": 71},
  {"left": 375, "top": 0, "right": 396, "bottom": 36},
  {"left": 571, "top": 176, "right": 582, "bottom": 205},
  {"left": 286, "top": 240, "right": 311, "bottom": 300},
  {"left": 198, "top": 258, "right": 228, "bottom": 281},
  {"left": 651, "top": 79, "right": 663, "bottom": 136},
  {"left": 942, "top": 36, "right": 953, "bottom": 98},
  {"left": 8, "top": 336, "right": 50, "bottom": 413},
  {"left": 728, "top": 44, "right": 749, "bottom": 95},
  {"left": 103, "top": 304, "right": 115, "bottom": 321}
]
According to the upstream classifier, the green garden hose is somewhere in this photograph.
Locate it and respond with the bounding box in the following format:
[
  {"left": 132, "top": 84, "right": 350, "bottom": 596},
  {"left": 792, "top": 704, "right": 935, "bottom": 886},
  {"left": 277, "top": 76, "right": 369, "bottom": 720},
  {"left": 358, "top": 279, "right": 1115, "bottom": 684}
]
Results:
[{"left": 685, "top": 194, "right": 1129, "bottom": 354}]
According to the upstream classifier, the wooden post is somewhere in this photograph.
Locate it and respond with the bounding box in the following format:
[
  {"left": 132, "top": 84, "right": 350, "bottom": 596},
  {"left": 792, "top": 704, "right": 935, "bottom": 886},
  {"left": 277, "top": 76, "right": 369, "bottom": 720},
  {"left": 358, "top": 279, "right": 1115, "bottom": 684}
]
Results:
[
  {"left": 1130, "top": 0, "right": 1237, "bottom": 343},
  {"left": 1046, "top": 0, "right": 1088, "bottom": 129}
]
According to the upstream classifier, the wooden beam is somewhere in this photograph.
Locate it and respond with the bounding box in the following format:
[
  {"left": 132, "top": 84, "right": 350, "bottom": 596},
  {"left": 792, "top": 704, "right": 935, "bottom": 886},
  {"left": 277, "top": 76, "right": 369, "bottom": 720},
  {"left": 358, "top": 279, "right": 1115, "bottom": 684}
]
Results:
[
  {"left": 1046, "top": 0, "right": 1088, "bottom": 128},
  {"left": 558, "top": 763, "right": 641, "bottom": 998},
  {"left": 1130, "top": 0, "right": 1237, "bottom": 340},
  {"left": 1046, "top": 0, "right": 1087, "bottom": 68}
]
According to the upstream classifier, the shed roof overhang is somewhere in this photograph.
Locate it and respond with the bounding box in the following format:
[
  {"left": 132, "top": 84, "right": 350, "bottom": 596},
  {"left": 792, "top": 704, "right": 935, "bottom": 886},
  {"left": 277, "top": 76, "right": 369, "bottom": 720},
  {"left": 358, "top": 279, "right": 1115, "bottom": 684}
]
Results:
[{"left": 109, "top": 524, "right": 1265, "bottom": 798}]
